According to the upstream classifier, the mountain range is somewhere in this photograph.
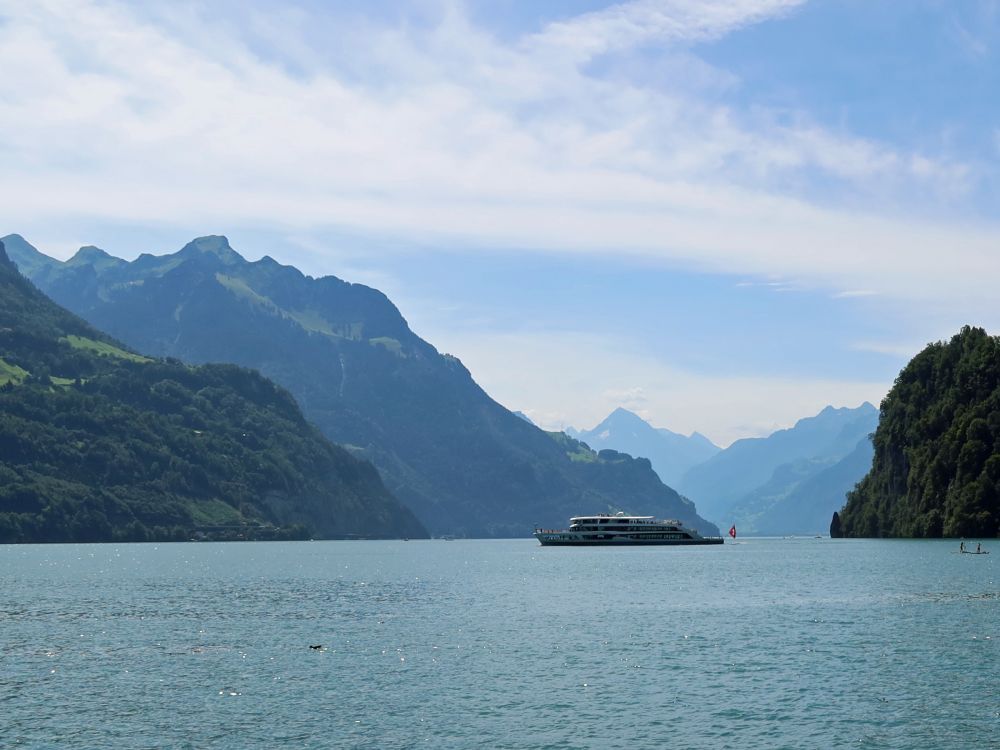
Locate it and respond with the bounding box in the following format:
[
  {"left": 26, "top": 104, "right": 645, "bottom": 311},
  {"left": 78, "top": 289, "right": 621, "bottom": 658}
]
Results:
[
  {"left": 720, "top": 434, "right": 874, "bottom": 535},
  {"left": 567, "top": 407, "right": 720, "bottom": 489},
  {"left": 578, "top": 402, "right": 878, "bottom": 535},
  {"left": 5, "top": 234, "right": 719, "bottom": 538},
  {"left": 0, "top": 239, "right": 426, "bottom": 542},
  {"left": 677, "top": 403, "right": 878, "bottom": 533}
]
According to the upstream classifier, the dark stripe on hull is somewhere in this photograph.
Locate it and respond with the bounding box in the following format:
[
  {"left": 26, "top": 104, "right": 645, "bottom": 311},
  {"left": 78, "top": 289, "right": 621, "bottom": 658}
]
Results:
[{"left": 536, "top": 538, "right": 724, "bottom": 546}]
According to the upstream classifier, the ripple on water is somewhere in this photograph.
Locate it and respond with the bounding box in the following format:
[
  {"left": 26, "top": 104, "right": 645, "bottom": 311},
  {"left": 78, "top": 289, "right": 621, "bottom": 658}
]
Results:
[{"left": 0, "top": 539, "right": 996, "bottom": 749}]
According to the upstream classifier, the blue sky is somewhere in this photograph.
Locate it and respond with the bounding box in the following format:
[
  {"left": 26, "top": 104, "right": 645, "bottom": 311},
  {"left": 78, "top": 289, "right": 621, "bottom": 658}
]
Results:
[{"left": 2, "top": 0, "right": 999, "bottom": 444}]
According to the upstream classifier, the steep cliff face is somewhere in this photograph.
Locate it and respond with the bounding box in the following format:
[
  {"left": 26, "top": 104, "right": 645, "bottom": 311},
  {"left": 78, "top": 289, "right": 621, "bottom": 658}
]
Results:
[
  {"left": 6, "top": 234, "right": 719, "bottom": 537},
  {"left": 838, "top": 326, "right": 1000, "bottom": 538}
]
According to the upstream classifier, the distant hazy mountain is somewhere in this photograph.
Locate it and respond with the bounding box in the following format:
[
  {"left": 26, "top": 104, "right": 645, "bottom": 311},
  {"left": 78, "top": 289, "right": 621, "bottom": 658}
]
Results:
[
  {"left": 678, "top": 403, "right": 878, "bottom": 529},
  {"left": 758, "top": 436, "right": 874, "bottom": 535},
  {"left": 6, "top": 234, "right": 719, "bottom": 538},
  {"left": 569, "top": 407, "right": 720, "bottom": 488},
  {"left": 513, "top": 411, "right": 535, "bottom": 426},
  {"left": 0, "top": 239, "right": 426, "bottom": 542},
  {"left": 724, "top": 436, "right": 874, "bottom": 535}
]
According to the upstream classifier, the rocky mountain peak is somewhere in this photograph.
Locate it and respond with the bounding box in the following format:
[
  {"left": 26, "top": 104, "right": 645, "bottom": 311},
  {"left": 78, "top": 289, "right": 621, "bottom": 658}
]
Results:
[{"left": 178, "top": 235, "right": 242, "bottom": 264}]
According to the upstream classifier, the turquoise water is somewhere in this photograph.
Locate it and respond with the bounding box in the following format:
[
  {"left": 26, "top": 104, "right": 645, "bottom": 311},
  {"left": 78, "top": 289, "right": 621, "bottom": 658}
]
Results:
[{"left": 1, "top": 539, "right": 997, "bottom": 749}]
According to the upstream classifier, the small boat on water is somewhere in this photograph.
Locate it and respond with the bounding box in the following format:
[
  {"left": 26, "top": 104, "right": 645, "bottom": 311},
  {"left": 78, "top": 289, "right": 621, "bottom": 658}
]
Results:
[
  {"left": 959, "top": 543, "right": 989, "bottom": 555},
  {"left": 534, "top": 512, "right": 724, "bottom": 546}
]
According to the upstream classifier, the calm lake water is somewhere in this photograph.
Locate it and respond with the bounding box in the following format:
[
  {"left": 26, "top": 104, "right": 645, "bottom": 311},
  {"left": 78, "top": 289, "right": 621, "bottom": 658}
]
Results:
[{"left": 1, "top": 538, "right": 997, "bottom": 749}]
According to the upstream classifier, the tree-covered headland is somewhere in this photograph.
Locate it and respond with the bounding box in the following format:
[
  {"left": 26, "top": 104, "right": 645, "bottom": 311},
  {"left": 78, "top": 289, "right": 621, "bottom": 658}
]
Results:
[{"left": 836, "top": 326, "right": 1000, "bottom": 538}]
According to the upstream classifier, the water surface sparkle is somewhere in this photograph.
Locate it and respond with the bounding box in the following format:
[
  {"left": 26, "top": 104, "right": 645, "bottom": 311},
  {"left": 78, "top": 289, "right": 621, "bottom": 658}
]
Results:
[{"left": 1, "top": 539, "right": 996, "bottom": 749}]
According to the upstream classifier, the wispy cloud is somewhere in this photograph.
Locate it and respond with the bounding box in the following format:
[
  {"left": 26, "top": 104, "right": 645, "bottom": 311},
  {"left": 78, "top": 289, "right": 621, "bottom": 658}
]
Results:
[
  {"left": 831, "top": 289, "right": 878, "bottom": 299},
  {"left": 0, "top": 0, "right": 989, "bottom": 313},
  {"left": 735, "top": 278, "right": 804, "bottom": 293},
  {"left": 525, "top": 0, "right": 805, "bottom": 62},
  {"left": 851, "top": 339, "right": 933, "bottom": 358},
  {"left": 949, "top": 17, "right": 990, "bottom": 59},
  {"left": 602, "top": 386, "right": 649, "bottom": 408},
  {"left": 3, "top": 0, "right": 999, "bottom": 440}
]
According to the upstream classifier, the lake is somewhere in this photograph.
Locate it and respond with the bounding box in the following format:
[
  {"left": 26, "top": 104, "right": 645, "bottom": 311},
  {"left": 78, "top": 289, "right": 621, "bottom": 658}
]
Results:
[{"left": 1, "top": 538, "right": 997, "bottom": 749}]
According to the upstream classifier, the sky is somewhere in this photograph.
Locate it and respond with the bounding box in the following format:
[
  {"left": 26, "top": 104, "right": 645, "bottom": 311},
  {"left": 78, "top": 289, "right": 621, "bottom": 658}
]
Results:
[{"left": 2, "top": 0, "right": 999, "bottom": 445}]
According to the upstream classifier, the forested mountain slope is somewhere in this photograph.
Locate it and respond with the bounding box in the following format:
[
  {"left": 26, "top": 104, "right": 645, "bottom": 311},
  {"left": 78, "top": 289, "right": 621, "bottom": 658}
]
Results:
[
  {"left": 0, "top": 240, "right": 426, "bottom": 543},
  {"left": 6, "top": 234, "right": 719, "bottom": 537},
  {"left": 837, "top": 326, "right": 1000, "bottom": 538}
]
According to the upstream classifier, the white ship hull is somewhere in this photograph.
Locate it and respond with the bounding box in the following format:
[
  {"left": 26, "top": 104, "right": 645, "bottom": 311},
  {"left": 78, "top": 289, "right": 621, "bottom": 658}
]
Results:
[{"left": 534, "top": 513, "right": 723, "bottom": 546}]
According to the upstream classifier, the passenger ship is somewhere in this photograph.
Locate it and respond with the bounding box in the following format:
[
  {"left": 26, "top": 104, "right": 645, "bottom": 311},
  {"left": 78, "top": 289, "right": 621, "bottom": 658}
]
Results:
[{"left": 534, "top": 512, "right": 724, "bottom": 546}]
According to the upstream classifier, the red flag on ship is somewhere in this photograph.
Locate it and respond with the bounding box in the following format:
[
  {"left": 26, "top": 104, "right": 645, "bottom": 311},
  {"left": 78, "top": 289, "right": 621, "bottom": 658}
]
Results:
[{"left": 729, "top": 525, "right": 737, "bottom": 539}]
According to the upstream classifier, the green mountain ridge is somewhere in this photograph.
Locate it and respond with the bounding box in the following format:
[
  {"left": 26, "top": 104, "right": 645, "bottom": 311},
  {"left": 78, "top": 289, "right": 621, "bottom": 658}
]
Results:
[
  {"left": 0, "top": 239, "right": 427, "bottom": 543},
  {"left": 5, "top": 233, "right": 720, "bottom": 537},
  {"left": 837, "top": 326, "right": 1000, "bottom": 538}
]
